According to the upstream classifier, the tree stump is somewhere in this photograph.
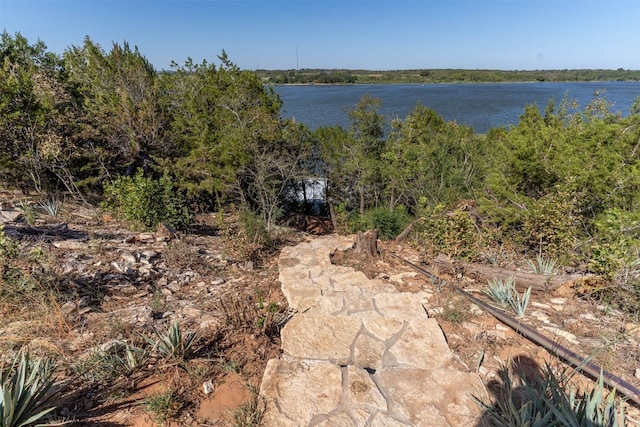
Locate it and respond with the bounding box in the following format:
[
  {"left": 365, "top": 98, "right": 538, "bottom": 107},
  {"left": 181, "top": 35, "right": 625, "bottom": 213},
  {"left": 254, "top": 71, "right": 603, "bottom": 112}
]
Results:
[{"left": 353, "top": 229, "right": 379, "bottom": 257}]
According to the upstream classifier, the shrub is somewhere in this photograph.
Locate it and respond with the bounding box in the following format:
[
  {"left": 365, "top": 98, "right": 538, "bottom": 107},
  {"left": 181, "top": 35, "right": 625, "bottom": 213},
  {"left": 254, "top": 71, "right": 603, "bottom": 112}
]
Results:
[
  {"left": 103, "top": 170, "right": 193, "bottom": 230},
  {"left": 419, "top": 203, "right": 482, "bottom": 260},
  {"left": 363, "top": 206, "right": 411, "bottom": 240}
]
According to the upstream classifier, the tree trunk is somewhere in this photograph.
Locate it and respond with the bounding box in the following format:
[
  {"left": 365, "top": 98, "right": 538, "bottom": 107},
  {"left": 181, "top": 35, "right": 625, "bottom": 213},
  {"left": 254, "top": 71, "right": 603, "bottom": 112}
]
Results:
[
  {"left": 434, "top": 254, "right": 583, "bottom": 294},
  {"left": 354, "top": 229, "right": 378, "bottom": 257},
  {"left": 328, "top": 199, "right": 338, "bottom": 233}
]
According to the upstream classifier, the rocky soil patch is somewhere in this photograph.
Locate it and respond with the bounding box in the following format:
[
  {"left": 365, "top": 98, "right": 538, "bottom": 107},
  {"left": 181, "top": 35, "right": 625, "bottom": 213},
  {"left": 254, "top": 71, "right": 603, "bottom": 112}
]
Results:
[{"left": 0, "top": 196, "right": 304, "bottom": 426}]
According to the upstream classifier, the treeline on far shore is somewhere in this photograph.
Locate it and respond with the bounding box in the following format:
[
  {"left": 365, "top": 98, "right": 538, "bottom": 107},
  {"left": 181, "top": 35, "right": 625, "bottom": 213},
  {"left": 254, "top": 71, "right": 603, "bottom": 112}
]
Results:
[{"left": 256, "top": 68, "right": 640, "bottom": 84}]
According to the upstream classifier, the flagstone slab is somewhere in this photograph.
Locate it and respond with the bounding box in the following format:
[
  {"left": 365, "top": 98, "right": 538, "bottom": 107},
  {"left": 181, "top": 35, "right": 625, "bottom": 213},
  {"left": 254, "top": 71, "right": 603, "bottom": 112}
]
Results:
[
  {"left": 375, "top": 367, "right": 483, "bottom": 427},
  {"left": 260, "top": 359, "right": 343, "bottom": 427},
  {"left": 261, "top": 234, "right": 485, "bottom": 427},
  {"left": 281, "top": 314, "right": 362, "bottom": 363}
]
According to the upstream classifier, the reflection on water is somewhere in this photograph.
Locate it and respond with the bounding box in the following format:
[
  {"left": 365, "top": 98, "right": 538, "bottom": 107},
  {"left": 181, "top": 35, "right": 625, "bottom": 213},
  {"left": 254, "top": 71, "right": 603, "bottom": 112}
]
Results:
[{"left": 274, "top": 82, "right": 640, "bottom": 134}]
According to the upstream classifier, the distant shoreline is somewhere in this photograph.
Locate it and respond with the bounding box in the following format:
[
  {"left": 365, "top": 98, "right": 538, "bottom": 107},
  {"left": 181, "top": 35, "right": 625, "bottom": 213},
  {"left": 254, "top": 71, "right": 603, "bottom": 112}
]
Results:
[{"left": 257, "top": 68, "right": 640, "bottom": 85}]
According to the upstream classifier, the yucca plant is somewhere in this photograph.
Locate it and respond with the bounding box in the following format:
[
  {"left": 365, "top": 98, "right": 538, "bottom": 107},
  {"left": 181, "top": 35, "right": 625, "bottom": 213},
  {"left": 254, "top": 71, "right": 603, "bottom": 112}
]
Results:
[
  {"left": 476, "top": 362, "right": 626, "bottom": 427},
  {"left": 0, "top": 352, "right": 57, "bottom": 427},
  {"left": 508, "top": 286, "right": 532, "bottom": 318},
  {"left": 145, "top": 321, "right": 197, "bottom": 361},
  {"left": 484, "top": 276, "right": 516, "bottom": 308},
  {"left": 527, "top": 255, "right": 559, "bottom": 276},
  {"left": 37, "top": 198, "right": 62, "bottom": 219}
]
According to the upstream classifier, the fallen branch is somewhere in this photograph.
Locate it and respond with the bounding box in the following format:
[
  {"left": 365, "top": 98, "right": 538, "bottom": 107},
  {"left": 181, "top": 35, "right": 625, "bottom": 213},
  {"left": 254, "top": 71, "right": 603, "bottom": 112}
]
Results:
[{"left": 435, "top": 254, "right": 583, "bottom": 293}]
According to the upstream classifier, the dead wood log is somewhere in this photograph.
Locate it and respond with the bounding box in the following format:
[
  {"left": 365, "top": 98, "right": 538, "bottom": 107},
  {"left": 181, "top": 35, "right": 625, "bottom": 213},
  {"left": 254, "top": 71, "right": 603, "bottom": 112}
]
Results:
[
  {"left": 395, "top": 221, "right": 415, "bottom": 242},
  {"left": 435, "top": 254, "right": 582, "bottom": 293},
  {"left": 353, "top": 229, "right": 379, "bottom": 257}
]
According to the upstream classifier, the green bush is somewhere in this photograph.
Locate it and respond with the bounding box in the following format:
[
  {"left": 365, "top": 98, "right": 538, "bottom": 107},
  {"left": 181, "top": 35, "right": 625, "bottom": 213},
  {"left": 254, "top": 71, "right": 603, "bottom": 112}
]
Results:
[
  {"left": 419, "top": 203, "right": 482, "bottom": 260},
  {"left": 363, "top": 206, "right": 411, "bottom": 240},
  {"left": 239, "top": 209, "right": 269, "bottom": 246},
  {"left": 103, "top": 171, "right": 193, "bottom": 230},
  {"left": 476, "top": 362, "right": 626, "bottom": 427}
]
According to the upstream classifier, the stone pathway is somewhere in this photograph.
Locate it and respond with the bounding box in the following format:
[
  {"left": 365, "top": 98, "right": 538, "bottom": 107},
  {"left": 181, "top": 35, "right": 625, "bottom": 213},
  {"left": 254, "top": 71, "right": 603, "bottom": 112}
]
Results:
[{"left": 259, "top": 235, "right": 486, "bottom": 427}]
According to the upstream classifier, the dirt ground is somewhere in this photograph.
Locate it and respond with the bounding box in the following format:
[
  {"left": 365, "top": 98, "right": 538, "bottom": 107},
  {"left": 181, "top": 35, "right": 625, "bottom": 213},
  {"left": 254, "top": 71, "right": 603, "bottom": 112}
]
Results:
[{"left": 2, "top": 195, "right": 640, "bottom": 425}]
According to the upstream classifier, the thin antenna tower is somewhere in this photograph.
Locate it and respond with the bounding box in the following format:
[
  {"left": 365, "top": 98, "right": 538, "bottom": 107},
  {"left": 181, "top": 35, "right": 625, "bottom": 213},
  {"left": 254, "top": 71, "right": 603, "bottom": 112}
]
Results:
[{"left": 296, "top": 46, "right": 299, "bottom": 70}]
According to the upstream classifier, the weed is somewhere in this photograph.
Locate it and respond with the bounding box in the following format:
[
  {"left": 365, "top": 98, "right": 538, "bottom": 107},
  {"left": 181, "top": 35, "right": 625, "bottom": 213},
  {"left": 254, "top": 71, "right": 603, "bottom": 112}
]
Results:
[
  {"left": 0, "top": 351, "right": 57, "bottom": 427},
  {"left": 17, "top": 201, "right": 37, "bottom": 225},
  {"left": 73, "top": 344, "right": 147, "bottom": 384},
  {"left": 150, "top": 289, "right": 167, "bottom": 313},
  {"left": 0, "top": 226, "right": 18, "bottom": 261},
  {"left": 144, "top": 388, "right": 181, "bottom": 425},
  {"left": 224, "top": 359, "right": 242, "bottom": 374},
  {"left": 232, "top": 392, "right": 264, "bottom": 427},
  {"left": 441, "top": 298, "right": 470, "bottom": 324}
]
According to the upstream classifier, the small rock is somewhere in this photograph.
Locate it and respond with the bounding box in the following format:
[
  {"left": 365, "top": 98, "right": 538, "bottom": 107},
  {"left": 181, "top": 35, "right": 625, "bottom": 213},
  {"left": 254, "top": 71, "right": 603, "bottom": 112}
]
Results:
[
  {"left": 0, "top": 209, "right": 23, "bottom": 223},
  {"left": 136, "top": 233, "right": 155, "bottom": 242},
  {"left": 211, "top": 277, "right": 225, "bottom": 286},
  {"left": 121, "top": 253, "right": 138, "bottom": 264},
  {"left": 541, "top": 326, "right": 579, "bottom": 345},
  {"left": 635, "top": 368, "right": 640, "bottom": 379},
  {"left": 579, "top": 312, "right": 598, "bottom": 321},
  {"left": 141, "top": 250, "right": 159, "bottom": 260},
  {"left": 202, "top": 379, "right": 214, "bottom": 395},
  {"left": 530, "top": 302, "right": 552, "bottom": 310},
  {"left": 60, "top": 301, "right": 78, "bottom": 315},
  {"left": 487, "top": 329, "right": 506, "bottom": 340},
  {"left": 52, "top": 240, "right": 89, "bottom": 250},
  {"left": 427, "top": 307, "right": 443, "bottom": 317}
]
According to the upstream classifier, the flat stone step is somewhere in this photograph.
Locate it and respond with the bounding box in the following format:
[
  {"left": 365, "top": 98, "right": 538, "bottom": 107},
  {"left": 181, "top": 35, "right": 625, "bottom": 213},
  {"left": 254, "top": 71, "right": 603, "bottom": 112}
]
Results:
[
  {"left": 261, "top": 235, "right": 485, "bottom": 427},
  {"left": 260, "top": 359, "right": 483, "bottom": 427}
]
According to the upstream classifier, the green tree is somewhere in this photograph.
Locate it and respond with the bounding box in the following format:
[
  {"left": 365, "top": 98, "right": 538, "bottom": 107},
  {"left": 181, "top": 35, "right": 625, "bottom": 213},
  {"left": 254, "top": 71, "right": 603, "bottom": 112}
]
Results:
[
  {"left": 384, "top": 104, "right": 484, "bottom": 212},
  {"left": 0, "top": 31, "right": 69, "bottom": 193},
  {"left": 64, "top": 37, "right": 167, "bottom": 184},
  {"left": 345, "top": 94, "right": 386, "bottom": 215},
  {"left": 160, "top": 52, "right": 285, "bottom": 220}
]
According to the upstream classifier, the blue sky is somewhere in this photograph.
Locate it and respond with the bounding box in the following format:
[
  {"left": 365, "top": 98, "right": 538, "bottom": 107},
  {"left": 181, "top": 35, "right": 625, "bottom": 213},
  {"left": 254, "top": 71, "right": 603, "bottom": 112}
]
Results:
[{"left": 1, "top": 0, "right": 639, "bottom": 71}]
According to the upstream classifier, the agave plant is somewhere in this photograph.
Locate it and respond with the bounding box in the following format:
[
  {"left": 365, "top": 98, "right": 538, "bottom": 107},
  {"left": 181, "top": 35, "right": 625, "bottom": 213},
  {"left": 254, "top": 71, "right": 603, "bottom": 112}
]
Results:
[
  {"left": 37, "top": 198, "right": 63, "bottom": 219},
  {"left": 0, "top": 352, "right": 57, "bottom": 427},
  {"left": 508, "top": 286, "right": 532, "bottom": 318}
]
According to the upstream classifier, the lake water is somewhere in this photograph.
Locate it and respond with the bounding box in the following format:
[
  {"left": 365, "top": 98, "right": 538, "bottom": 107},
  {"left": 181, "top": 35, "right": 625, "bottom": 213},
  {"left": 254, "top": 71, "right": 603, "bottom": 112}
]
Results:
[{"left": 273, "top": 82, "right": 640, "bottom": 134}]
